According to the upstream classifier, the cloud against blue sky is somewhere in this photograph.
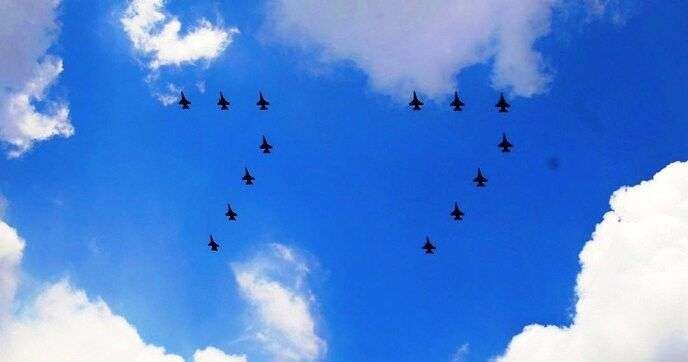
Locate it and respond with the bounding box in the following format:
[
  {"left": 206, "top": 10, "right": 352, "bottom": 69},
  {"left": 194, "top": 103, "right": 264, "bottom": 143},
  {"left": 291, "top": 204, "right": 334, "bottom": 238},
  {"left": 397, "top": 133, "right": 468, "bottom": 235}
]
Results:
[
  {"left": 0, "top": 0, "right": 73, "bottom": 158},
  {"left": 495, "top": 161, "right": 688, "bottom": 361},
  {"left": 121, "top": 0, "right": 239, "bottom": 70},
  {"left": 1, "top": 0, "right": 688, "bottom": 361},
  {"left": 263, "top": 0, "right": 593, "bottom": 98},
  {"left": 232, "top": 244, "right": 326, "bottom": 361},
  {"left": 0, "top": 211, "right": 318, "bottom": 361}
]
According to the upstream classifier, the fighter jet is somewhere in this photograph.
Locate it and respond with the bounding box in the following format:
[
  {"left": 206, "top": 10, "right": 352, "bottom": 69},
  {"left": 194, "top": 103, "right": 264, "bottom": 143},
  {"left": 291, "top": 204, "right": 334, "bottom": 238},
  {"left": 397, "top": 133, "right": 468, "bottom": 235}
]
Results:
[
  {"left": 179, "top": 91, "right": 191, "bottom": 109},
  {"left": 498, "top": 133, "right": 513, "bottom": 152},
  {"left": 422, "top": 236, "right": 436, "bottom": 254},
  {"left": 208, "top": 235, "right": 219, "bottom": 252},
  {"left": 242, "top": 168, "right": 255, "bottom": 185},
  {"left": 225, "top": 204, "right": 238, "bottom": 221},
  {"left": 260, "top": 136, "right": 273, "bottom": 154},
  {"left": 409, "top": 91, "right": 424, "bottom": 111},
  {"left": 450, "top": 91, "right": 465, "bottom": 111},
  {"left": 217, "top": 92, "right": 230, "bottom": 110},
  {"left": 473, "top": 168, "right": 488, "bottom": 187},
  {"left": 450, "top": 202, "right": 464, "bottom": 221},
  {"left": 495, "top": 92, "right": 510, "bottom": 113},
  {"left": 256, "top": 92, "right": 270, "bottom": 110}
]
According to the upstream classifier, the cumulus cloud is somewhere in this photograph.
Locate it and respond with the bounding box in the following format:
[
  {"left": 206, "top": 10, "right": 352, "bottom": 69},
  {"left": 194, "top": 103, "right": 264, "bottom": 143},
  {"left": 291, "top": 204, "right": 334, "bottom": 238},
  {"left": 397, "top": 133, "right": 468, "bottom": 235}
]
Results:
[
  {"left": 121, "top": 0, "right": 239, "bottom": 69},
  {"left": 232, "top": 244, "right": 326, "bottom": 361},
  {"left": 494, "top": 161, "right": 688, "bottom": 362},
  {"left": 0, "top": 211, "right": 324, "bottom": 362},
  {"left": 264, "top": 0, "right": 625, "bottom": 99},
  {"left": 193, "top": 347, "right": 248, "bottom": 362},
  {"left": 0, "top": 281, "right": 187, "bottom": 362},
  {"left": 0, "top": 215, "right": 246, "bottom": 361},
  {"left": 0, "top": 220, "right": 25, "bottom": 320},
  {"left": 0, "top": 0, "right": 74, "bottom": 157}
]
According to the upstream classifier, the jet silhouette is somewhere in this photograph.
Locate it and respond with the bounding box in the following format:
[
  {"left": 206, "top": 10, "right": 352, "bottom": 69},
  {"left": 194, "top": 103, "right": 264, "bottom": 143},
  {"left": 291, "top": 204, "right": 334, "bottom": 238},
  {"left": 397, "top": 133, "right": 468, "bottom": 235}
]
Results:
[
  {"left": 450, "top": 91, "right": 465, "bottom": 111},
  {"left": 217, "top": 92, "right": 230, "bottom": 110},
  {"left": 260, "top": 136, "right": 273, "bottom": 154},
  {"left": 409, "top": 91, "right": 424, "bottom": 111},
  {"left": 496, "top": 92, "right": 510, "bottom": 113},
  {"left": 242, "top": 168, "right": 255, "bottom": 185},
  {"left": 257, "top": 92, "right": 270, "bottom": 110},
  {"left": 473, "top": 168, "right": 488, "bottom": 187},
  {"left": 208, "top": 235, "right": 219, "bottom": 252},
  {"left": 179, "top": 91, "right": 191, "bottom": 109},
  {"left": 498, "top": 133, "right": 513, "bottom": 152},
  {"left": 423, "top": 236, "right": 436, "bottom": 254},
  {"left": 225, "top": 204, "right": 238, "bottom": 221},
  {"left": 450, "top": 202, "right": 464, "bottom": 221}
]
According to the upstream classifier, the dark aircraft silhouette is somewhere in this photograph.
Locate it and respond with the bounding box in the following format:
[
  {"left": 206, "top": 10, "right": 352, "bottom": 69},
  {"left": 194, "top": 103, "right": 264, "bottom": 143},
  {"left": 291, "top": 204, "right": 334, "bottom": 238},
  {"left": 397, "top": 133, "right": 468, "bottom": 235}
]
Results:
[
  {"left": 450, "top": 202, "right": 464, "bottom": 221},
  {"left": 256, "top": 92, "right": 270, "bottom": 110},
  {"left": 409, "top": 91, "right": 424, "bottom": 111},
  {"left": 496, "top": 92, "right": 510, "bottom": 112},
  {"left": 423, "top": 236, "right": 436, "bottom": 254},
  {"left": 217, "top": 92, "right": 230, "bottom": 110},
  {"left": 450, "top": 91, "right": 465, "bottom": 111},
  {"left": 225, "top": 204, "right": 238, "bottom": 221},
  {"left": 179, "top": 91, "right": 191, "bottom": 109},
  {"left": 208, "top": 235, "right": 219, "bottom": 252},
  {"left": 242, "top": 168, "right": 255, "bottom": 185},
  {"left": 473, "top": 168, "right": 488, "bottom": 187},
  {"left": 260, "top": 136, "right": 273, "bottom": 154},
  {"left": 498, "top": 133, "right": 513, "bottom": 152}
]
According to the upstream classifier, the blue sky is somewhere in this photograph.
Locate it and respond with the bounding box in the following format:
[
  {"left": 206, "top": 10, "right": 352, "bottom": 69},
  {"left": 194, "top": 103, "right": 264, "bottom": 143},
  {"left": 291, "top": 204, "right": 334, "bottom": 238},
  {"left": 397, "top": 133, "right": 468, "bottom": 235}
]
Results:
[{"left": 1, "top": 1, "right": 688, "bottom": 361}]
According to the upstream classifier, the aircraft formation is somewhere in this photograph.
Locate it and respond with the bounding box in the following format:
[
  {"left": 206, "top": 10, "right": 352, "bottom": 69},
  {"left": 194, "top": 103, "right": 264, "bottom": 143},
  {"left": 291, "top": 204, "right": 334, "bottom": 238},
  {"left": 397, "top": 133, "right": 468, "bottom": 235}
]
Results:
[
  {"left": 175, "top": 89, "right": 513, "bottom": 254},
  {"left": 407, "top": 90, "right": 513, "bottom": 253}
]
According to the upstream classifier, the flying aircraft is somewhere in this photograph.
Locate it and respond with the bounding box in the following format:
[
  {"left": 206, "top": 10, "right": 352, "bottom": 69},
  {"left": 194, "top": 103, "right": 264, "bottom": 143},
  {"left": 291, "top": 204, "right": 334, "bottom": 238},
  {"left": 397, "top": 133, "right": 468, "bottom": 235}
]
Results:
[
  {"left": 423, "top": 236, "right": 436, "bottom": 254},
  {"left": 208, "top": 235, "right": 219, "bottom": 252},
  {"left": 409, "top": 91, "right": 424, "bottom": 111},
  {"left": 496, "top": 92, "right": 510, "bottom": 113},
  {"left": 225, "top": 204, "right": 238, "bottom": 221},
  {"left": 473, "top": 168, "right": 488, "bottom": 187},
  {"left": 451, "top": 202, "right": 464, "bottom": 221},
  {"left": 450, "top": 91, "right": 465, "bottom": 111},
  {"left": 498, "top": 133, "right": 513, "bottom": 152},
  {"left": 257, "top": 92, "right": 270, "bottom": 110},
  {"left": 242, "top": 168, "right": 255, "bottom": 185},
  {"left": 260, "top": 136, "right": 273, "bottom": 154},
  {"left": 179, "top": 91, "right": 191, "bottom": 109},
  {"left": 217, "top": 92, "right": 230, "bottom": 110}
]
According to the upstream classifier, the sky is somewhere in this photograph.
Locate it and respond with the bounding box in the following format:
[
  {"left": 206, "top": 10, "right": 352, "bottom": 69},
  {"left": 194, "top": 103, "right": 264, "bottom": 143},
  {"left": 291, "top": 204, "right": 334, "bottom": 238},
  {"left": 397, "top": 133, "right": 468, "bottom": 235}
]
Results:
[{"left": 1, "top": 0, "right": 688, "bottom": 361}]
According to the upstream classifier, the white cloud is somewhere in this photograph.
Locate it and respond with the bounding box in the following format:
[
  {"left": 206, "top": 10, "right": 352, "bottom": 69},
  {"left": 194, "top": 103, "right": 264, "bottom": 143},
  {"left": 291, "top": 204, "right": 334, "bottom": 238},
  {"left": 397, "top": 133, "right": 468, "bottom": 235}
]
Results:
[
  {"left": 0, "top": 0, "right": 73, "bottom": 158},
  {"left": 0, "top": 215, "right": 246, "bottom": 361},
  {"left": 0, "top": 281, "right": 187, "bottom": 362},
  {"left": 121, "top": 0, "right": 239, "bottom": 70},
  {"left": 193, "top": 347, "right": 247, "bottom": 362},
  {"left": 232, "top": 244, "right": 326, "bottom": 361},
  {"left": 494, "top": 161, "right": 688, "bottom": 362},
  {"left": 263, "top": 0, "right": 623, "bottom": 99},
  {"left": 0, "top": 220, "right": 25, "bottom": 320}
]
